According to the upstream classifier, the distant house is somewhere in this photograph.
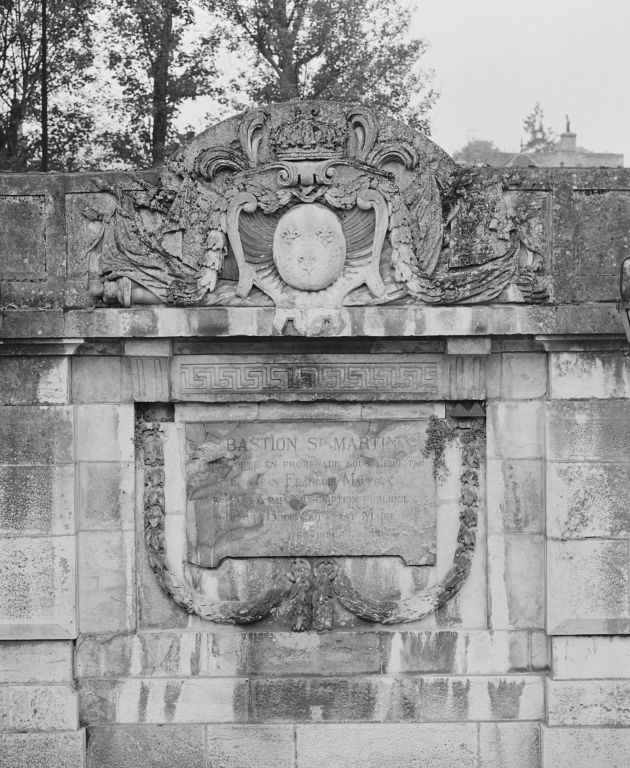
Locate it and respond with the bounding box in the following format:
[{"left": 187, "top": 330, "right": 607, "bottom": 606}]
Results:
[{"left": 503, "top": 123, "right": 623, "bottom": 168}]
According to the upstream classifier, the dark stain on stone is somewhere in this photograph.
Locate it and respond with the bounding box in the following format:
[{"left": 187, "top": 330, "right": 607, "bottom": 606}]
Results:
[
  {"left": 163, "top": 680, "right": 183, "bottom": 722},
  {"left": 232, "top": 677, "right": 251, "bottom": 721},
  {"left": 487, "top": 679, "right": 526, "bottom": 720},
  {"left": 190, "top": 633, "right": 202, "bottom": 677},
  {"left": 386, "top": 631, "right": 459, "bottom": 674},
  {"left": 137, "top": 681, "right": 150, "bottom": 723},
  {"left": 288, "top": 496, "right": 306, "bottom": 512}
]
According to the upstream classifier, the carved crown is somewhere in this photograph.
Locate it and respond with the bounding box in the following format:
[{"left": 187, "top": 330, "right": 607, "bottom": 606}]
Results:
[{"left": 270, "top": 106, "right": 347, "bottom": 160}]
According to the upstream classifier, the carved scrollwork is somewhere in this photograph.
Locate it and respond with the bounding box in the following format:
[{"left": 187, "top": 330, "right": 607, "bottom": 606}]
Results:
[{"left": 84, "top": 101, "right": 550, "bottom": 334}]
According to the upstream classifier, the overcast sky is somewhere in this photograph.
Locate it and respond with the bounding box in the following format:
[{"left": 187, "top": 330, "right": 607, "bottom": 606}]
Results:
[{"left": 413, "top": 0, "right": 630, "bottom": 161}]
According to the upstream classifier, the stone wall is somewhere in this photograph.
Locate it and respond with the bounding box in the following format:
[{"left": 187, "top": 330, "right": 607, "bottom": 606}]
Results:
[{"left": 0, "top": 164, "right": 629, "bottom": 768}]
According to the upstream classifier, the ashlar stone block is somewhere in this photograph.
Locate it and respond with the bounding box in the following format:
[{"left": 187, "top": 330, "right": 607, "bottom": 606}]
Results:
[
  {"left": 296, "top": 723, "right": 478, "bottom": 768},
  {"left": 0, "top": 730, "right": 85, "bottom": 768},
  {"left": 501, "top": 352, "right": 547, "bottom": 399},
  {"left": 547, "top": 679, "right": 630, "bottom": 726},
  {"left": 0, "top": 536, "right": 76, "bottom": 639},
  {"left": 79, "top": 530, "right": 135, "bottom": 633},
  {"left": 546, "top": 400, "right": 630, "bottom": 462},
  {"left": 0, "top": 684, "right": 77, "bottom": 731},
  {"left": 0, "top": 406, "right": 73, "bottom": 464},
  {"left": 547, "top": 539, "right": 629, "bottom": 634},
  {"left": 552, "top": 636, "right": 630, "bottom": 679},
  {"left": 71, "top": 356, "right": 127, "bottom": 403},
  {"left": 78, "top": 462, "right": 134, "bottom": 531},
  {"left": 0, "top": 357, "right": 68, "bottom": 405},
  {"left": 541, "top": 726, "right": 630, "bottom": 768},
  {"left": 421, "top": 675, "right": 544, "bottom": 721},
  {"left": 207, "top": 725, "right": 295, "bottom": 768},
  {"left": 487, "top": 402, "right": 543, "bottom": 459},
  {"left": 79, "top": 678, "right": 246, "bottom": 725},
  {"left": 0, "top": 464, "right": 74, "bottom": 536},
  {"left": 87, "top": 725, "right": 205, "bottom": 768},
  {"left": 479, "top": 722, "right": 540, "bottom": 768},
  {"left": 75, "top": 404, "right": 134, "bottom": 463},
  {"left": 488, "top": 534, "right": 544, "bottom": 630},
  {"left": 0, "top": 640, "right": 72, "bottom": 683},
  {"left": 487, "top": 458, "right": 544, "bottom": 534},
  {"left": 550, "top": 352, "right": 630, "bottom": 399},
  {"left": 547, "top": 461, "right": 630, "bottom": 538}
]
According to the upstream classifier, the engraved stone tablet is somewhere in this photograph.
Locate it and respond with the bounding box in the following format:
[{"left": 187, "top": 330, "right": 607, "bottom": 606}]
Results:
[
  {"left": 272, "top": 203, "right": 346, "bottom": 290},
  {"left": 185, "top": 419, "right": 436, "bottom": 567}
]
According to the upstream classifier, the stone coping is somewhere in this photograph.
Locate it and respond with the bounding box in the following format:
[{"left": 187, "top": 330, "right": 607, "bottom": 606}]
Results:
[{"left": 0, "top": 303, "right": 624, "bottom": 340}]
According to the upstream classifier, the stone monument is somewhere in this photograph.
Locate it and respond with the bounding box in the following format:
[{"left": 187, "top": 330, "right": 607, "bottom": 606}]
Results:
[{"left": 0, "top": 101, "right": 629, "bottom": 768}]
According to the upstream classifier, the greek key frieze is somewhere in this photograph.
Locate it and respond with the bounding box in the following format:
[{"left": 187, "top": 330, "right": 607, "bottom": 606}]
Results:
[{"left": 178, "top": 360, "right": 441, "bottom": 395}]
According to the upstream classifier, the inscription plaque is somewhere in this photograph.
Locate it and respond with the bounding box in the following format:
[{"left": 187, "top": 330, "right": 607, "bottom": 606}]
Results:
[{"left": 185, "top": 420, "right": 436, "bottom": 567}]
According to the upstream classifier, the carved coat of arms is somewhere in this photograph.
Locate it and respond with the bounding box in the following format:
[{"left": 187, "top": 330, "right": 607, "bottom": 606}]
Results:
[{"left": 85, "top": 101, "right": 548, "bottom": 335}]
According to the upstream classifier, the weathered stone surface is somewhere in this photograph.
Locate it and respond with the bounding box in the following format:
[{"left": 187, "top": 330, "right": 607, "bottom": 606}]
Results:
[
  {"left": 0, "top": 536, "right": 76, "bottom": 639},
  {"left": 78, "top": 462, "right": 134, "bottom": 531},
  {"left": 79, "top": 678, "right": 246, "bottom": 724},
  {"left": 487, "top": 402, "right": 543, "bottom": 459},
  {"left": 207, "top": 724, "right": 295, "bottom": 768},
  {"left": 248, "top": 676, "right": 420, "bottom": 722},
  {"left": 0, "top": 303, "right": 623, "bottom": 340},
  {"left": 552, "top": 636, "right": 630, "bottom": 679},
  {"left": 296, "top": 723, "right": 478, "bottom": 768},
  {"left": 421, "top": 675, "right": 544, "bottom": 721},
  {"left": 75, "top": 630, "right": 541, "bottom": 681},
  {"left": 0, "top": 684, "right": 77, "bottom": 731},
  {"left": 0, "top": 196, "right": 45, "bottom": 278},
  {"left": 488, "top": 534, "right": 544, "bottom": 629},
  {"left": 0, "top": 406, "right": 73, "bottom": 464},
  {"left": 550, "top": 352, "right": 630, "bottom": 398},
  {"left": 75, "top": 404, "right": 134, "bottom": 462},
  {"left": 568, "top": 190, "right": 630, "bottom": 302},
  {"left": 0, "top": 357, "right": 68, "bottom": 404},
  {"left": 0, "top": 730, "right": 85, "bottom": 768},
  {"left": 71, "top": 356, "right": 128, "bottom": 403},
  {"left": 547, "top": 539, "right": 629, "bottom": 634},
  {"left": 78, "top": 530, "right": 135, "bottom": 633},
  {"left": 0, "top": 641, "right": 72, "bottom": 683},
  {"left": 547, "top": 461, "right": 630, "bottom": 538},
  {"left": 500, "top": 353, "right": 547, "bottom": 399},
  {"left": 87, "top": 725, "right": 205, "bottom": 768},
  {"left": 479, "top": 722, "right": 540, "bottom": 768},
  {"left": 546, "top": 401, "right": 630, "bottom": 461},
  {"left": 76, "top": 632, "right": 239, "bottom": 679},
  {"left": 487, "top": 459, "right": 544, "bottom": 534},
  {"left": 185, "top": 419, "right": 436, "bottom": 566},
  {"left": 547, "top": 680, "right": 630, "bottom": 726},
  {"left": 541, "top": 726, "right": 630, "bottom": 768},
  {"left": 0, "top": 465, "right": 74, "bottom": 536},
  {"left": 381, "top": 631, "right": 532, "bottom": 675}
]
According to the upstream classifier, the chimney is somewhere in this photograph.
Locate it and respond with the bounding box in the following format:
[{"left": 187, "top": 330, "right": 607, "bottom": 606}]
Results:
[{"left": 558, "top": 115, "right": 577, "bottom": 151}]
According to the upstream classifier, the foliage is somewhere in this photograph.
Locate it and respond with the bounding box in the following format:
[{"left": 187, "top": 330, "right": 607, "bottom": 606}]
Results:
[
  {"left": 206, "top": 0, "right": 437, "bottom": 133},
  {"left": 0, "top": 0, "right": 94, "bottom": 170},
  {"left": 452, "top": 139, "right": 506, "bottom": 166},
  {"left": 522, "top": 102, "right": 555, "bottom": 153},
  {"left": 103, "top": 0, "right": 219, "bottom": 167}
]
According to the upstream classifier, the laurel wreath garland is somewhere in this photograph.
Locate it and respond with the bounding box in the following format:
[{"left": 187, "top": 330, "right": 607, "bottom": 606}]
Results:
[{"left": 140, "top": 418, "right": 483, "bottom": 631}]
